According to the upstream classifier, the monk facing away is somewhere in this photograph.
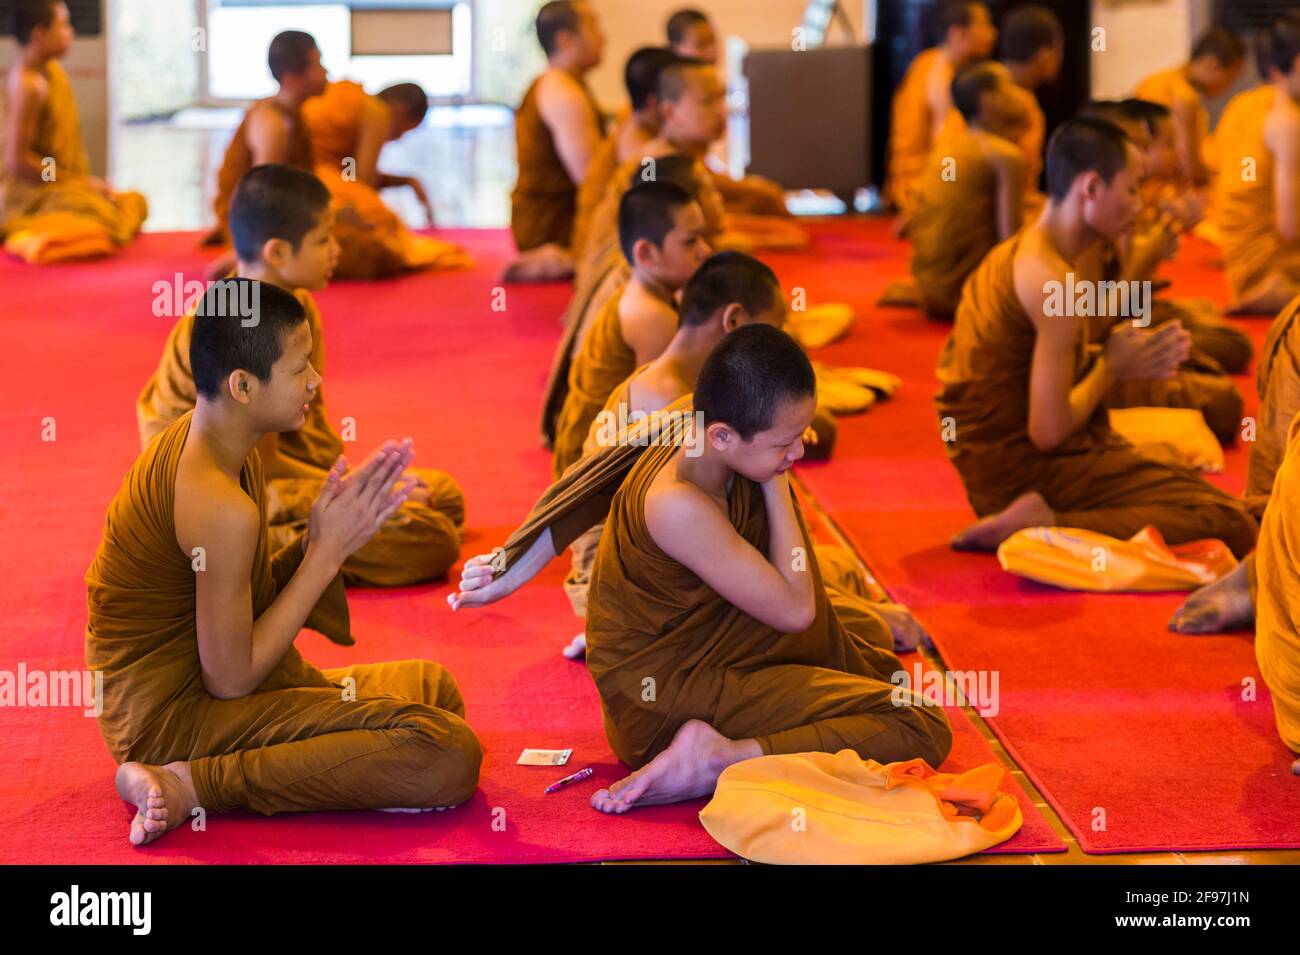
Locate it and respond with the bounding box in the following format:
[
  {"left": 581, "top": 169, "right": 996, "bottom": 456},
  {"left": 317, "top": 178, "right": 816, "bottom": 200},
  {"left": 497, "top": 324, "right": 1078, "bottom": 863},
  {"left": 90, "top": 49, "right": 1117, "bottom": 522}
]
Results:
[
  {"left": 908, "top": 61, "right": 1029, "bottom": 320},
  {"left": 138, "top": 164, "right": 466, "bottom": 587},
  {"left": 451, "top": 325, "right": 951, "bottom": 811},
  {"left": 1135, "top": 27, "right": 1245, "bottom": 189},
  {"left": 0, "top": 0, "right": 146, "bottom": 262},
  {"left": 89, "top": 279, "right": 482, "bottom": 845},
  {"left": 1216, "top": 14, "right": 1300, "bottom": 313},
  {"left": 552, "top": 179, "right": 711, "bottom": 480},
  {"left": 201, "top": 30, "right": 326, "bottom": 250},
  {"left": 884, "top": 0, "right": 997, "bottom": 230},
  {"left": 571, "top": 47, "right": 679, "bottom": 262},
  {"left": 511, "top": 0, "right": 606, "bottom": 254},
  {"left": 936, "top": 117, "right": 1257, "bottom": 558}
]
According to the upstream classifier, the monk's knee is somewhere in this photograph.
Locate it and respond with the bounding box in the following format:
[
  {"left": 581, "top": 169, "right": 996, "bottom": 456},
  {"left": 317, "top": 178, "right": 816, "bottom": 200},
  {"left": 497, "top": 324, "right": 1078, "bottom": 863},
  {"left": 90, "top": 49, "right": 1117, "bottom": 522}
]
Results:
[
  {"left": 1201, "top": 381, "right": 1245, "bottom": 445},
  {"left": 411, "top": 715, "right": 482, "bottom": 808},
  {"left": 1216, "top": 505, "right": 1259, "bottom": 560},
  {"left": 915, "top": 705, "right": 954, "bottom": 768}
]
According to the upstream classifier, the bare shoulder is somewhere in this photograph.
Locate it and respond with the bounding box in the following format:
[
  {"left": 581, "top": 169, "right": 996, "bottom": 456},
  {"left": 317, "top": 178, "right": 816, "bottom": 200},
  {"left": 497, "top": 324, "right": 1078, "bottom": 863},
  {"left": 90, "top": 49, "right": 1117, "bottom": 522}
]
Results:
[
  {"left": 643, "top": 465, "right": 724, "bottom": 545},
  {"left": 173, "top": 454, "right": 258, "bottom": 554},
  {"left": 627, "top": 367, "right": 681, "bottom": 415},
  {"left": 1013, "top": 229, "right": 1066, "bottom": 318},
  {"left": 7, "top": 65, "right": 46, "bottom": 104}
]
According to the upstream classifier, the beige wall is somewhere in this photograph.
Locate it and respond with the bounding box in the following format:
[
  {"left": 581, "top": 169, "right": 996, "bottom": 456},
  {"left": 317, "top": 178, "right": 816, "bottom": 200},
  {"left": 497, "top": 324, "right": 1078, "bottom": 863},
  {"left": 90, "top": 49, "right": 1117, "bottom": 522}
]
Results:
[
  {"left": 583, "top": 0, "right": 866, "bottom": 109},
  {"left": 1088, "top": 0, "right": 1212, "bottom": 99}
]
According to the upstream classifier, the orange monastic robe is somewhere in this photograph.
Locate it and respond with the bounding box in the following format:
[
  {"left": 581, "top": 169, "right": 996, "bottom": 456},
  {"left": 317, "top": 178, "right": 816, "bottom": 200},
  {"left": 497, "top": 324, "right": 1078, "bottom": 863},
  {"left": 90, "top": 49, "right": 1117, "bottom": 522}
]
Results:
[
  {"left": 1215, "top": 86, "right": 1300, "bottom": 311},
  {"left": 303, "top": 81, "right": 471, "bottom": 279},
  {"left": 935, "top": 232, "right": 1258, "bottom": 557},
  {"left": 1253, "top": 410, "right": 1300, "bottom": 756},
  {"left": 136, "top": 288, "right": 465, "bottom": 587},
  {"left": 0, "top": 60, "right": 146, "bottom": 261},
  {"left": 493, "top": 402, "right": 951, "bottom": 772},
  {"left": 884, "top": 48, "right": 949, "bottom": 221},
  {"left": 85, "top": 413, "right": 481, "bottom": 814}
]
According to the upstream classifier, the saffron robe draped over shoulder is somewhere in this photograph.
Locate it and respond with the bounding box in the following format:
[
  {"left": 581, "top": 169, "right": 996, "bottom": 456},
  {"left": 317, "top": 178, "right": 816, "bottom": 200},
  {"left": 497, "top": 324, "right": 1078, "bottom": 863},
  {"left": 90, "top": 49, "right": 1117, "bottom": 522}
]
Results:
[
  {"left": 85, "top": 414, "right": 481, "bottom": 813},
  {"left": 302, "top": 81, "right": 472, "bottom": 279},
  {"left": 1216, "top": 86, "right": 1300, "bottom": 310},
  {"left": 493, "top": 400, "right": 952, "bottom": 771},
  {"left": 0, "top": 61, "right": 146, "bottom": 254},
  {"left": 935, "top": 233, "right": 1258, "bottom": 557},
  {"left": 883, "top": 48, "right": 944, "bottom": 221},
  {"left": 1248, "top": 294, "right": 1300, "bottom": 517},
  {"left": 135, "top": 288, "right": 465, "bottom": 587},
  {"left": 1253, "top": 411, "right": 1300, "bottom": 755}
]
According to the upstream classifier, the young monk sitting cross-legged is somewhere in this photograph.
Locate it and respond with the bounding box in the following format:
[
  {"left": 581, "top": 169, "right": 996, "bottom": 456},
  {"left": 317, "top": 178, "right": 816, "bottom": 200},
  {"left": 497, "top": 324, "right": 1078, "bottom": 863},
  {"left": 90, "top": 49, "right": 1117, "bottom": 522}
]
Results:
[
  {"left": 450, "top": 325, "right": 951, "bottom": 812},
  {"left": 936, "top": 117, "right": 1258, "bottom": 557},
  {"left": 88, "top": 279, "right": 482, "bottom": 846},
  {"left": 0, "top": 0, "right": 147, "bottom": 262},
  {"left": 138, "top": 164, "right": 466, "bottom": 587}
]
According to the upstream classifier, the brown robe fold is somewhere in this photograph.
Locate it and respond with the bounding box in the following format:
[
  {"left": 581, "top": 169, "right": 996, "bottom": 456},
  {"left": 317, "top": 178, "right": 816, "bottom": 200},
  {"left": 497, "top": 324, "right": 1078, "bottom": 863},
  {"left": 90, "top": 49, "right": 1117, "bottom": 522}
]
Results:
[
  {"left": 494, "top": 401, "right": 951, "bottom": 771},
  {"left": 936, "top": 233, "right": 1258, "bottom": 557},
  {"left": 85, "top": 413, "right": 482, "bottom": 813},
  {"left": 136, "top": 288, "right": 465, "bottom": 587}
]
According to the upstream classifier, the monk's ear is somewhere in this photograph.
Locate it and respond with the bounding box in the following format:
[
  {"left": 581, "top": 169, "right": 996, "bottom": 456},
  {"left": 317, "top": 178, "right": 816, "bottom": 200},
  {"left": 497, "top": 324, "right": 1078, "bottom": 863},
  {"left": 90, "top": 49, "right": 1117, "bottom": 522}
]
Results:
[
  {"left": 632, "top": 237, "right": 658, "bottom": 270},
  {"left": 227, "top": 370, "right": 256, "bottom": 406},
  {"left": 705, "top": 420, "right": 733, "bottom": 450},
  {"left": 262, "top": 237, "right": 292, "bottom": 269},
  {"left": 720, "top": 303, "right": 746, "bottom": 332}
]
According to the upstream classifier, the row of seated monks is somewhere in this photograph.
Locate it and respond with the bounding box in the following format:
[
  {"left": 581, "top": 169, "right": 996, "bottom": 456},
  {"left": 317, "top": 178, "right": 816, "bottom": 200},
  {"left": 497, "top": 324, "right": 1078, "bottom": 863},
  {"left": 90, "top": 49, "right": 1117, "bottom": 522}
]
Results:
[{"left": 0, "top": 0, "right": 1290, "bottom": 846}]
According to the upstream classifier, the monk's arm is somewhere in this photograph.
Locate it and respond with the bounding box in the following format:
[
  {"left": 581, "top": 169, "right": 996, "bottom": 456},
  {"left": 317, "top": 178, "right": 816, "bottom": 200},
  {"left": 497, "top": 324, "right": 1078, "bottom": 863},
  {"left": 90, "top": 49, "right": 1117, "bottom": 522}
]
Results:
[
  {"left": 1273, "top": 114, "right": 1300, "bottom": 243},
  {"left": 992, "top": 148, "right": 1027, "bottom": 240},
  {"left": 182, "top": 488, "right": 343, "bottom": 699},
  {"left": 926, "top": 68, "right": 953, "bottom": 143},
  {"left": 621, "top": 303, "right": 678, "bottom": 365},
  {"left": 353, "top": 99, "right": 390, "bottom": 187},
  {"left": 244, "top": 105, "right": 293, "bottom": 166},
  {"left": 448, "top": 527, "right": 555, "bottom": 610},
  {"left": 645, "top": 474, "right": 816, "bottom": 633},
  {"left": 538, "top": 75, "right": 602, "bottom": 185},
  {"left": 2, "top": 73, "right": 48, "bottom": 184}
]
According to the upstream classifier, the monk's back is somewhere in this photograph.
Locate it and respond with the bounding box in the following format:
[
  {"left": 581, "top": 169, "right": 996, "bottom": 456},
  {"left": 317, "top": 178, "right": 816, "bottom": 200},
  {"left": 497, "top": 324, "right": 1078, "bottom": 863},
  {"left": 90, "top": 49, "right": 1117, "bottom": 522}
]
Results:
[
  {"left": 1217, "top": 88, "right": 1290, "bottom": 261},
  {"left": 302, "top": 81, "right": 369, "bottom": 171},
  {"left": 885, "top": 48, "right": 942, "bottom": 209},
  {"left": 211, "top": 100, "right": 314, "bottom": 234},
  {"left": 909, "top": 128, "right": 1000, "bottom": 314}
]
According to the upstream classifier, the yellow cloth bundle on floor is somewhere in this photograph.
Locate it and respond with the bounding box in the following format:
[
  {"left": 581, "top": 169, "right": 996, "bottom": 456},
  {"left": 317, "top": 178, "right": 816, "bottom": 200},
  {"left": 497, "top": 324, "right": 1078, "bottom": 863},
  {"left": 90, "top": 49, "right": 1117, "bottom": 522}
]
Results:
[
  {"left": 812, "top": 363, "right": 902, "bottom": 415},
  {"left": 1108, "top": 406, "right": 1226, "bottom": 474},
  {"left": 3, "top": 211, "right": 114, "bottom": 263},
  {"left": 997, "top": 524, "right": 1238, "bottom": 592},
  {"left": 699, "top": 750, "right": 1021, "bottom": 865},
  {"left": 787, "top": 302, "right": 855, "bottom": 349}
]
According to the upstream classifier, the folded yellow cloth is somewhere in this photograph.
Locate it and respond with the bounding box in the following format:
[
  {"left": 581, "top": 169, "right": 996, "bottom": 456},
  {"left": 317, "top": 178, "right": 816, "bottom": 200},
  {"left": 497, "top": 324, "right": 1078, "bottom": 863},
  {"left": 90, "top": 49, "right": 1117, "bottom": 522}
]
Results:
[
  {"left": 699, "top": 750, "right": 1022, "bottom": 864},
  {"left": 997, "top": 524, "right": 1238, "bottom": 592},
  {"left": 787, "top": 302, "right": 855, "bottom": 349},
  {"left": 1109, "top": 406, "right": 1225, "bottom": 473},
  {"left": 3, "top": 212, "right": 114, "bottom": 264},
  {"left": 812, "top": 363, "right": 902, "bottom": 415}
]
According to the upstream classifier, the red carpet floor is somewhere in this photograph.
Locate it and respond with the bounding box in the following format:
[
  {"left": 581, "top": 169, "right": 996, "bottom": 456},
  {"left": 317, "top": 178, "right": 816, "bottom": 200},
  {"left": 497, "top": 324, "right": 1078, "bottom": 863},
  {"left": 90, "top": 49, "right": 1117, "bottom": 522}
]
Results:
[
  {"left": 0, "top": 225, "right": 1060, "bottom": 863},
  {"left": 778, "top": 219, "right": 1300, "bottom": 853}
]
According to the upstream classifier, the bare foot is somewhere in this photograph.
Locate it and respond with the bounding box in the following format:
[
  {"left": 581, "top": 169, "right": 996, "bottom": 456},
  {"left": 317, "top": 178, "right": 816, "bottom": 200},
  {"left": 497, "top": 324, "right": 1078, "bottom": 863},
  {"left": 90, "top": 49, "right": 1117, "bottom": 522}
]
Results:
[
  {"left": 561, "top": 633, "right": 587, "bottom": 660},
  {"left": 951, "top": 492, "right": 1054, "bottom": 552},
  {"left": 115, "top": 761, "right": 199, "bottom": 847},
  {"left": 1168, "top": 560, "right": 1254, "bottom": 634},
  {"left": 1293, "top": 757, "right": 1300, "bottom": 777},
  {"left": 872, "top": 602, "right": 930, "bottom": 652},
  {"left": 590, "top": 719, "right": 761, "bottom": 814}
]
